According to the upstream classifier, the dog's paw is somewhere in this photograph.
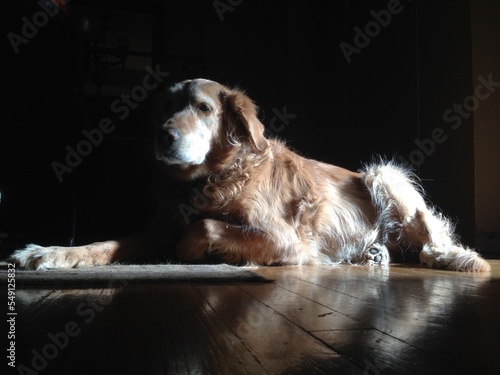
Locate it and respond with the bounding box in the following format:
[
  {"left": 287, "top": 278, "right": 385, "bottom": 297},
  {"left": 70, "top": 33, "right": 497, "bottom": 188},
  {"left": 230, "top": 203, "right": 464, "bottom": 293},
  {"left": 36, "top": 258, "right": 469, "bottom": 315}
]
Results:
[
  {"left": 358, "top": 243, "right": 390, "bottom": 266},
  {"left": 8, "top": 244, "right": 85, "bottom": 270}
]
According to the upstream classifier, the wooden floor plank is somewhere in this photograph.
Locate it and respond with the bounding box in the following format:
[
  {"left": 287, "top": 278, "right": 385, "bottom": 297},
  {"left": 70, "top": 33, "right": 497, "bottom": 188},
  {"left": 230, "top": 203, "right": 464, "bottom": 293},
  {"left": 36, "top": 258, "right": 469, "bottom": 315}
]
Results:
[
  {"left": 195, "top": 284, "right": 365, "bottom": 374},
  {"left": 12, "top": 286, "right": 269, "bottom": 375},
  {"left": 238, "top": 282, "right": 370, "bottom": 332},
  {"left": 255, "top": 263, "right": 500, "bottom": 375},
  {"left": 6, "top": 260, "right": 500, "bottom": 375},
  {"left": 313, "top": 328, "right": 469, "bottom": 375}
]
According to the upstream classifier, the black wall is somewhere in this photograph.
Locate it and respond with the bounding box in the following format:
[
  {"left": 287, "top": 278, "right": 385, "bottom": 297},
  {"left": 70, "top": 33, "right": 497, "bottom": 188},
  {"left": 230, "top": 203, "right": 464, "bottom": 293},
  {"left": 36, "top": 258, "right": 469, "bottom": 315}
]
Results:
[{"left": 0, "top": 0, "right": 476, "bottom": 252}]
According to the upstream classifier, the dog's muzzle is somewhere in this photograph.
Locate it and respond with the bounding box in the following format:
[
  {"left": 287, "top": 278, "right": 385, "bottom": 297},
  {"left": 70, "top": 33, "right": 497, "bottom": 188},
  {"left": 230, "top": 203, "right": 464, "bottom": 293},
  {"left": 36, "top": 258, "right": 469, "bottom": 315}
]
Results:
[
  {"left": 155, "top": 125, "right": 208, "bottom": 166},
  {"left": 155, "top": 126, "right": 181, "bottom": 162}
]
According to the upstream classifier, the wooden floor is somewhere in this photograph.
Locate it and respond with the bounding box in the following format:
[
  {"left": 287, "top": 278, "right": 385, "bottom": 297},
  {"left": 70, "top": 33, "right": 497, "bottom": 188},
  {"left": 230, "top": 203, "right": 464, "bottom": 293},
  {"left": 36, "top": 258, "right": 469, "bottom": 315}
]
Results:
[{"left": 7, "top": 260, "right": 500, "bottom": 375}]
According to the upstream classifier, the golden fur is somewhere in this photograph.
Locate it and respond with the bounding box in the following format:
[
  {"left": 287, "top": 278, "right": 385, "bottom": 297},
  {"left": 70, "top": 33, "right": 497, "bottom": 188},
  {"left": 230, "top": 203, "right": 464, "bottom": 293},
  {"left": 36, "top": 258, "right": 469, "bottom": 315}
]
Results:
[{"left": 9, "top": 79, "right": 491, "bottom": 271}]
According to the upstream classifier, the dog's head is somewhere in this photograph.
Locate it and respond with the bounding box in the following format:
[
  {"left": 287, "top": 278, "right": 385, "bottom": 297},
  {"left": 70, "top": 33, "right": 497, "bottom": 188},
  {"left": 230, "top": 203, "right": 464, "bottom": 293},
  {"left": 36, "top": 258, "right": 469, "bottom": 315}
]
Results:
[{"left": 154, "top": 79, "right": 268, "bottom": 180}]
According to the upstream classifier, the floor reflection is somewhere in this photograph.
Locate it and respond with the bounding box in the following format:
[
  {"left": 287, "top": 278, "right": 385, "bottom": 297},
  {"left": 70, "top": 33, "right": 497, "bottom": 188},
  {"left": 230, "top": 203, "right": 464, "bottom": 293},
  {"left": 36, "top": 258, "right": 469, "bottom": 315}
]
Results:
[{"left": 9, "top": 264, "right": 499, "bottom": 374}]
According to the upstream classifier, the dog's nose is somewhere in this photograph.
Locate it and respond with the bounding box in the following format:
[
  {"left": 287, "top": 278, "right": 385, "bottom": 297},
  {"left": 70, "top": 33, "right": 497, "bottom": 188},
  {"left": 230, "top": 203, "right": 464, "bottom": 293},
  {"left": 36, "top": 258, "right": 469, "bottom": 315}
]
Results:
[{"left": 162, "top": 127, "right": 182, "bottom": 145}]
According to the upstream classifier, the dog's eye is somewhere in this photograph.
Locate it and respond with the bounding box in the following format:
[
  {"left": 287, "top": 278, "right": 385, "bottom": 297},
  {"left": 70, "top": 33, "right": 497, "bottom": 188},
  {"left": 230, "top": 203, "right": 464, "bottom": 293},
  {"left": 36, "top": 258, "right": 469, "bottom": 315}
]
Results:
[{"left": 198, "top": 103, "right": 211, "bottom": 112}]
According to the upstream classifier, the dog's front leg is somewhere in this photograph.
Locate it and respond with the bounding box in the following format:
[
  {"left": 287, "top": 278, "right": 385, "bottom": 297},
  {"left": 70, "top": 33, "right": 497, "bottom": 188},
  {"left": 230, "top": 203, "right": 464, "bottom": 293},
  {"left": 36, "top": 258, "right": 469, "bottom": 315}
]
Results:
[
  {"left": 175, "top": 220, "right": 213, "bottom": 263},
  {"left": 9, "top": 230, "right": 166, "bottom": 270},
  {"left": 10, "top": 240, "right": 130, "bottom": 269},
  {"left": 176, "top": 219, "right": 276, "bottom": 265}
]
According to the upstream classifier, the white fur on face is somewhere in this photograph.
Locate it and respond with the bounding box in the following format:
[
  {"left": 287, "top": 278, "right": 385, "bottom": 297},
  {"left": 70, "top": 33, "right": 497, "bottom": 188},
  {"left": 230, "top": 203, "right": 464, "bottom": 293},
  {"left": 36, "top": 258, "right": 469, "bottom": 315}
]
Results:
[{"left": 158, "top": 119, "right": 213, "bottom": 165}]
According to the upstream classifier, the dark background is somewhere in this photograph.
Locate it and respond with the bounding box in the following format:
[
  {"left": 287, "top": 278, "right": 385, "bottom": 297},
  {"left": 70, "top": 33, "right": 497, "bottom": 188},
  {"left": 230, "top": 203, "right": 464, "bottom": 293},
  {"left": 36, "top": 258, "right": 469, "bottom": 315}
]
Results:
[{"left": 0, "top": 0, "right": 483, "bottom": 255}]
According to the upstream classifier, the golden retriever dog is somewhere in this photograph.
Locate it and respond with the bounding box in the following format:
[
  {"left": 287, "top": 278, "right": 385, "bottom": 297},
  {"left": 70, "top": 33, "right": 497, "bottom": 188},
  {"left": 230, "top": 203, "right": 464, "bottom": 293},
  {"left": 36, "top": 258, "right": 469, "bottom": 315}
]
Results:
[{"left": 9, "top": 79, "right": 491, "bottom": 272}]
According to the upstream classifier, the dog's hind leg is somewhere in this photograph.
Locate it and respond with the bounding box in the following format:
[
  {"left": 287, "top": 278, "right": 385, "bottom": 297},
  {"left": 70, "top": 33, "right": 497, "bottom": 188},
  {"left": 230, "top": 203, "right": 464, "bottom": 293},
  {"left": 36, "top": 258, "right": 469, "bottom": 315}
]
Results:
[
  {"left": 362, "top": 162, "right": 491, "bottom": 272},
  {"left": 412, "top": 211, "right": 491, "bottom": 272}
]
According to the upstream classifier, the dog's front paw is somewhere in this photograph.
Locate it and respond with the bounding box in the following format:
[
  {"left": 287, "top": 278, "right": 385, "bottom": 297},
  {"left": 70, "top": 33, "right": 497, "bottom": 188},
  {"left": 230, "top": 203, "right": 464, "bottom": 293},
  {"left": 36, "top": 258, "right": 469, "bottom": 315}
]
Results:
[{"left": 8, "top": 244, "right": 85, "bottom": 270}]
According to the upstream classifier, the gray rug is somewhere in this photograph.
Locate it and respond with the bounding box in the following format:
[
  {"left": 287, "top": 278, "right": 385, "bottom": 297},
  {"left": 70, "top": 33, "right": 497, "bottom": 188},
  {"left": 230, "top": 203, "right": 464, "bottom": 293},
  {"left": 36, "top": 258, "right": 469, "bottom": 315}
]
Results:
[{"left": 0, "top": 263, "right": 272, "bottom": 287}]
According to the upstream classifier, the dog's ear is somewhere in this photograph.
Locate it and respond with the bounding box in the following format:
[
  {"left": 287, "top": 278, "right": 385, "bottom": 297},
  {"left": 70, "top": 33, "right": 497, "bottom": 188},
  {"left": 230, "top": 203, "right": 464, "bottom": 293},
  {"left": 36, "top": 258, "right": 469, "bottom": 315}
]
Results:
[{"left": 221, "top": 89, "right": 268, "bottom": 151}]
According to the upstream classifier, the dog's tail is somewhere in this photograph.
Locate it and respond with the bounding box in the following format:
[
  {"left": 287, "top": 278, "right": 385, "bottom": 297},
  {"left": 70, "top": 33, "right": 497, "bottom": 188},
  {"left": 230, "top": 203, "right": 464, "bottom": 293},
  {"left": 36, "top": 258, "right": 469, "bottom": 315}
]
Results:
[{"left": 360, "top": 161, "right": 491, "bottom": 272}]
